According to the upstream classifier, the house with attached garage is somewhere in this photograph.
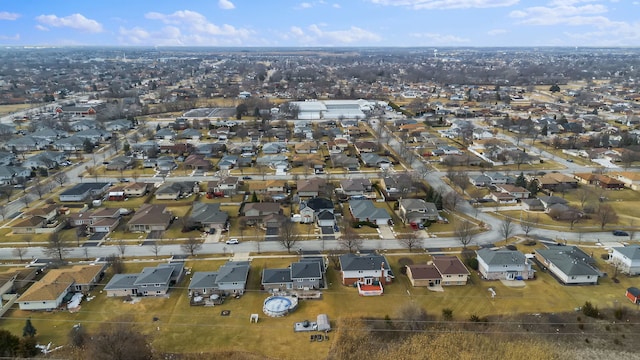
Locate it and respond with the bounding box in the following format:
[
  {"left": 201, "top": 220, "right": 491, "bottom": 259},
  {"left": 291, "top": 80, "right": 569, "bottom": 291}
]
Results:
[
  {"left": 0, "top": 165, "right": 30, "bottom": 185},
  {"left": 188, "top": 261, "right": 251, "bottom": 300},
  {"left": 261, "top": 257, "right": 325, "bottom": 292},
  {"left": 104, "top": 262, "right": 185, "bottom": 297},
  {"left": 338, "top": 178, "right": 373, "bottom": 197},
  {"left": 476, "top": 248, "right": 534, "bottom": 281},
  {"left": 207, "top": 176, "right": 239, "bottom": 196},
  {"left": 297, "top": 178, "right": 326, "bottom": 198},
  {"left": 127, "top": 204, "right": 173, "bottom": 232},
  {"left": 59, "top": 182, "right": 110, "bottom": 202},
  {"left": 535, "top": 246, "right": 600, "bottom": 285},
  {"left": 348, "top": 199, "right": 392, "bottom": 226},
  {"left": 188, "top": 202, "right": 228, "bottom": 233},
  {"left": 406, "top": 256, "right": 470, "bottom": 287},
  {"left": 299, "top": 197, "right": 335, "bottom": 226},
  {"left": 609, "top": 245, "right": 640, "bottom": 276},
  {"left": 398, "top": 198, "right": 439, "bottom": 224},
  {"left": 155, "top": 181, "right": 199, "bottom": 200},
  {"left": 17, "top": 264, "right": 106, "bottom": 311}
]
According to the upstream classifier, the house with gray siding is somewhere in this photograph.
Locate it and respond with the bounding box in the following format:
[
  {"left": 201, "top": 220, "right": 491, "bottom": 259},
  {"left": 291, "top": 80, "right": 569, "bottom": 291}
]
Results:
[
  {"left": 104, "top": 262, "right": 185, "bottom": 297},
  {"left": 476, "top": 248, "right": 534, "bottom": 280},
  {"left": 188, "top": 261, "right": 250, "bottom": 297}
]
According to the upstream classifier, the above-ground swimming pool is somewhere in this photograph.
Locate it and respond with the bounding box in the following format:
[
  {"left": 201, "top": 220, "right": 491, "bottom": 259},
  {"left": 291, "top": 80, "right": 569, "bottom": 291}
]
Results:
[{"left": 263, "top": 295, "right": 298, "bottom": 317}]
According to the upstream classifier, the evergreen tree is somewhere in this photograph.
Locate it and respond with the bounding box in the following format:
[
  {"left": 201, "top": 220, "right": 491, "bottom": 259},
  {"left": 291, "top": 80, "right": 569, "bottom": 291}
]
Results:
[
  {"left": 515, "top": 172, "right": 527, "bottom": 188},
  {"left": 22, "top": 319, "right": 36, "bottom": 338},
  {"left": 251, "top": 191, "right": 258, "bottom": 203}
]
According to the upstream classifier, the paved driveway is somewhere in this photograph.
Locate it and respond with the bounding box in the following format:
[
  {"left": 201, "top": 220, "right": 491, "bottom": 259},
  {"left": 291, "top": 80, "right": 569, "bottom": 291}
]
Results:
[{"left": 377, "top": 225, "right": 395, "bottom": 240}]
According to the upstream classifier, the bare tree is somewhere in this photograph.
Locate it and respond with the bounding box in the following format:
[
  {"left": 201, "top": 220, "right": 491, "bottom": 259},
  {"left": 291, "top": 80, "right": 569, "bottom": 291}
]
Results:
[
  {"left": 520, "top": 213, "right": 538, "bottom": 238},
  {"left": 116, "top": 239, "right": 127, "bottom": 258},
  {"left": 13, "top": 247, "right": 27, "bottom": 261},
  {"left": 150, "top": 238, "right": 163, "bottom": 259},
  {"left": 442, "top": 191, "right": 463, "bottom": 212},
  {"left": 596, "top": 204, "right": 619, "bottom": 230},
  {"left": 181, "top": 237, "right": 203, "bottom": 257},
  {"left": 53, "top": 172, "right": 69, "bottom": 187},
  {"left": 327, "top": 249, "right": 342, "bottom": 270},
  {"left": 454, "top": 219, "right": 475, "bottom": 249},
  {"left": 43, "top": 232, "right": 70, "bottom": 264},
  {"left": 86, "top": 319, "right": 154, "bottom": 360},
  {"left": 499, "top": 217, "right": 515, "bottom": 243},
  {"left": 33, "top": 182, "right": 47, "bottom": 199},
  {"left": 278, "top": 220, "right": 301, "bottom": 253},
  {"left": 0, "top": 204, "right": 7, "bottom": 220},
  {"left": 339, "top": 224, "right": 363, "bottom": 253},
  {"left": 397, "top": 231, "right": 421, "bottom": 252},
  {"left": 576, "top": 187, "right": 592, "bottom": 209}
]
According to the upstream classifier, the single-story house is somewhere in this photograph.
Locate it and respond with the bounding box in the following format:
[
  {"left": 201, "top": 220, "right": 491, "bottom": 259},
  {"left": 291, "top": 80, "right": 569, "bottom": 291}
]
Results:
[
  {"left": 476, "top": 248, "right": 534, "bottom": 281},
  {"left": 188, "top": 202, "right": 228, "bottom": 233},
  {"left": 535, "top": 246, "right": 600, "bottom": 285},
  {"left": 127, "top": 204, "right": 173, "bottom": 232},
  {"left": 609, "top": 245, "right": 640, "bottom": 276},
  {"left": 59, "top": 182, "right": 110, "bottom": 202},
  {"left": 348, "top": 199, "right": 392, "bottom": 225},
  {"left": 17, "top": 265, "right": 106, "bottom": 311}
]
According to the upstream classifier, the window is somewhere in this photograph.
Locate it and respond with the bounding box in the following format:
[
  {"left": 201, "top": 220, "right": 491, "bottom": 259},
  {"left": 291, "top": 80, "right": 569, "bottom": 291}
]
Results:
[{"left": 297, "top": 279, "right": 304, "bottom": 282}]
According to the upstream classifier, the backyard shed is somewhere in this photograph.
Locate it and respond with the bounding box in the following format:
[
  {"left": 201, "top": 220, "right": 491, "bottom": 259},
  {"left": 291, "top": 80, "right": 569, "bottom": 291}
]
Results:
[
  {"left": 626, "top": 287, "right": 640, "bottom": 304},
  {"left": 317, "top": 314, "right": 331, "bottom": 332}
]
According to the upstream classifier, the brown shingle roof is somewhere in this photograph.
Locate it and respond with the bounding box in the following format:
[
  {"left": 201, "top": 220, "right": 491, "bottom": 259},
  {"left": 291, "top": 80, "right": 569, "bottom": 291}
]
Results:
[{"left": 432, "top": 256, "right": 470, "bottom": 275}]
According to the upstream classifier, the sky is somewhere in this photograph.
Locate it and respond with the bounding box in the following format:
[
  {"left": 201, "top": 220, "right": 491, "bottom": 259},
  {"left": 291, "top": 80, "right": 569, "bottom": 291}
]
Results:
[{"left": 0, "top": 0, "right": 639, "bottom": 47}]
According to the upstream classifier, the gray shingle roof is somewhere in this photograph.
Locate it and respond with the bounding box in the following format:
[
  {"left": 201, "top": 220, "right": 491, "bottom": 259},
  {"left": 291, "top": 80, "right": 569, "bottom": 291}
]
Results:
[
  {"left": 262, "top": 268, "right": 291, "bottom": 284},
  {"left": 339, "top": 253, "right": 392, "bottom": 272},
  {"left": 476, "top": 248, "right": 526, "bottom": 266},
  {"left": 613, "top": 245, "right": 640, "bottom": 260},
  {"left": 536, "top": 246, "right": 599, "bottom": 277},
  {"left": 291, "top": 262, "right": 321, "bottom": 279},
  {"left": 189, "top": 202, "right": 228, "bottom": 225}
]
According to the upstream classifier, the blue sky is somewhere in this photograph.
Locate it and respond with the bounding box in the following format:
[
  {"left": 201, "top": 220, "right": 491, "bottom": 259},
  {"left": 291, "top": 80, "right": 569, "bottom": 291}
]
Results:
[{"left": 1, "top": 0, "right": 639, "bottom": 47}]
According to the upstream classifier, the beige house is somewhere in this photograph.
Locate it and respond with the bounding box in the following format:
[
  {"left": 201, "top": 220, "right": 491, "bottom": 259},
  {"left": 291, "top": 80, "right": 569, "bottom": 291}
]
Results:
[{"left": 406, "top": 256, "right": 470, "bottom": 287}]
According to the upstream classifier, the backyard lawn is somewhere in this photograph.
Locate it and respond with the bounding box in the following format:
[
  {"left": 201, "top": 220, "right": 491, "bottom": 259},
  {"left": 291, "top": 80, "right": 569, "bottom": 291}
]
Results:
[{"left": 2, "top": 250, "right": 637, "bottom": 359}]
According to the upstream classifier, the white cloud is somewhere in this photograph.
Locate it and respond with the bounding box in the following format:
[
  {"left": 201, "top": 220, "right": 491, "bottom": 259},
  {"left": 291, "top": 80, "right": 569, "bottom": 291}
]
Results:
[
  {"left": 289, "top": 24, "right": 381, "bottom": 45},
  {"left": 487, "top": 28, "right": 508, "bottom": 36},
  {"left": 145, "top": 10, "right": 251, "bottom": 38},
  {"left": 409, "top": 32, "right": 469, "bottom": 44},
  {"left": 332, "top": 3, "right": 341, "bottom": 8},
  {"left": 0, "top": 12, "right": 20, "bottom": 20},
  {"left": 218, "top": 0, "right": 236, "bottom": 10},
  {"left": 299, "top": 2, "right": 313, "bottom": 8},
  {"left": 35, "top": 25, "right": 49, "bottom": 31},
  {"left": 35, "top": 13, "right": 103, "bottom": 33},
  {"left": 369, "top": 0, "right": 519, "bottom": 10},
  {"left": 509, "top": 3, "right": 609, "bottom": 26}
]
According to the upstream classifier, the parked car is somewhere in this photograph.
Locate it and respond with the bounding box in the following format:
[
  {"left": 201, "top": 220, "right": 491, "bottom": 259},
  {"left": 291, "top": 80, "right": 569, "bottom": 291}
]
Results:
[
  {"left": 613, "top": 230, "right": 629, "bottom": 236},
  {"left": 242, "top": 176, "right": 252, "bottom": 180},
  {"left": 226, "top": 238, "right": 239, "bottom": 245}
]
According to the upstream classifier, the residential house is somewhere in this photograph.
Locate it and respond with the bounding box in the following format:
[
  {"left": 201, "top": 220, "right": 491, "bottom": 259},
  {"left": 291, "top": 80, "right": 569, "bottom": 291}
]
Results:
[
  {"left": 104, "top": 262, "right": 185, "bottom": 297},
  {"left": 104, "top": 119, "right": 133, "bottom": 132},
  {"left": 360, "top": 153, "right": 392, "bottom": 168},
  {"left": 184, "top": 154, "right": 212, "bottom": 171},
  {"left": 535, "top": 246, "right": 600, "bottom": 285},
  {"left": 206, "top": 176, "right": 239, "bottom": 196},
  {"left": 262, "top": 142, "right": 287, "bottom": 154},
  {"left": 256, "top": 154, "right": 289, "bottom": 171},
  {"left": 188, "top": 202, "right": 228, "bottom": 233},
  {"left": 299, "top": 197, "right": 335, "bottom": 226},
  {"left": 398, "top": 198, "right": 439, "bottom": 224},
  {"left": 338, "top": 178, "right": 373, "bottom": 197},
  {"left": 485, "top": 172, "right": 515, "bottom": 185},
  {"left": 5, "top": 136, "right": 46, "bottom": 152},
  {"left": 179, "top": 128, "right": 203, "bottom": 141},
  {"left": 348, "top": 199, "right": 392, "bottom": 225},
  {"left": 242, "top": 202, "right": 281, "bottom": 225},
  {"left": 339, "top": 253, "right": 394, "bottom": 286},
  {"left": 128, "top": 204, "right": 173, "bottom": 232},
  {"left": 17, "top": 265, "right": 105, "bottom": 311},
  {"left": 261, "top": 258, "right": 325, "bottom": 292},
  {"left": 155, "top": 181, "right": 199, "bottom": 200},
  {"left": 297, "top": 178, "right": 326, "bottom": 198},
  {"left": 0, "top": 165, "right": 30, "bottom": 185},
  {"left": 611, "top": 171, "right": 640, "bottom": 190},
  {"left": 536, "top": 173, "right": 578, "bottom": 191},
  {"left": 490, "top": 192, "right": 517, "bottom": 204},
  {"left": 74, "top": 128, "right": 111, "bottom": 143},
  {"left": 24, "top": 204, "right": 59, "bottom": 223},
  {"left": 0, "top": 151, "right": 16, "bottom": 166},
  {"left": 188, "top": 261, "right": 251, "bottom": 298},
  {"left": 106, "top": 156, "right": 134, "bottom": 171},
  {"left": 381, "top": 173, "right": 413, "bottom": 199},
  {"left": 123, "top": 182, "right": 150, "bottom": 197},
  {"left": 476, "top": 248, "right": 534, "bottom": 280},
  {"left": 497, "top": 184, "right": 530, "bottom": 199},
  {"left": 217, "top": 155, "right": 238, "bottom": 170},
  {"left": 11, "top": 216, "right": 47, "bottom": 234},
  {"left": 156, "top": 156, "right": 178, "bottom": 171},
  {"left": 469, "top": 174, "right": 492, "bottom": 187},
  {"left": 155, "top": 128, "right": 177, "bottom": 141},
  {"left": 22, "top": 151, "right": 67, "bottom": 169},
  {"left": 59, "top": 182, "right": 110, "bottom": 202},
  {"left": 353, "top": 141, "right": 378, "bottom": 154},
  {"left": 294, "top": 141, "right": 319, "bottom": 154},
  {"left": 609, "top": 245, "right": 640, "bottom": 275},
  {"left": 432, "top": 256, "right": 470, "bottom": 285},
  {"left": 405, "top": 264, "right": 442, "bottom": 287},
  {"left": 52, "top": 136, "right": 85, "bottom": 151},
  {"left": 521, "top": 198, "right": 545, "bottom": 211},
  {"left": 248, "top": 180, "right": 287, "bottom": 195},
  {"left": 331, "top": 153, "right": 360, "bottom": 170},
  {"left": 538, "top": 196, "right": 569, "bottom": 212},
  {"left": 30, "top": 128, "right": 68, "bottom": 143}
]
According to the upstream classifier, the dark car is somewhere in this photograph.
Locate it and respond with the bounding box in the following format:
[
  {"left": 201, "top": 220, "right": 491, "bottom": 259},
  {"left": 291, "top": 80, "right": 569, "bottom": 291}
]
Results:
[
  {"left": 613, "top": 230, "right": 629, "bottom": 236},
  {"left": 242, "top": 176, "right": 252, "bottom": 180}
]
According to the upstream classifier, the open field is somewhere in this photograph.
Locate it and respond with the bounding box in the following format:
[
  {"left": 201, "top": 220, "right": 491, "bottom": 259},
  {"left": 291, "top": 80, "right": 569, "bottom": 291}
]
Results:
[
  {"left": 2, "top": 250, "right": 638, "bottom": 359},
  {"left": 0, "top": 103, "right": 40, "bottom": 116}
]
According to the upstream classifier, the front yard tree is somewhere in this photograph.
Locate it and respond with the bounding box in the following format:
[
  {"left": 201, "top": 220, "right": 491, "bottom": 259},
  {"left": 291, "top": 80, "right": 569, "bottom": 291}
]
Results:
[
  {"left": 53, "top": 172, "right": 69, "bottom": 187},
  {"left": 22, "top": 319, "right": 36, "bottom": 337},
  {"left": 12, "top": 248, "right": 27, "bottom": 262},
  {"left": 83, "top": 138, "right": 94, "bottom": 153},
  {"left": 520, "top": 213, "right": 538, "bottom": 238},
  {"left": 43, "top": 232, "right": 70, "bottom": 264},
  {"left": 499, "top": 217, "right": 515, "bottom": 243},
  {"left": 278, "top": 220, "right": 301, "bottom": 253},
  {"left": 454, "top": 219, "right": 475, "bottom": 249},
  {"left": 181, "top": 237, "right": 203, "bottom": 257},
  {"left": 33, "top": 183, "right": 46, "bottom": 199},
  {"left": 398, "top": 231, "right": 421, "bottom": 252},
  {"left": 339, "top": 222, "right": 363, "bottom": 253},
  {"left": 596, "top": 204, "right": 618, "bottom": 230}
]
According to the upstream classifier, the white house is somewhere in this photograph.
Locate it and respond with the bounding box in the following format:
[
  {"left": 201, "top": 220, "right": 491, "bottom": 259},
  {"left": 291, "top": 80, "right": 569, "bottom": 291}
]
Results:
[
  {"left": 610, "top": 245, "right": 640, "bottom": 275},
  {"left": 476, "top": 248, "right": 534, "bottom": 280},
  {"left": 535, "top": 246, "right": 600, "bottom": 285}
]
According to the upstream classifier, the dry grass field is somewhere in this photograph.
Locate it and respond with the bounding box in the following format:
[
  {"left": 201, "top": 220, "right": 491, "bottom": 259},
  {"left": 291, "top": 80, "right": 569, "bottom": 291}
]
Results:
[{"left": 2, "top": 249, "right": 639, "bottom": 359}]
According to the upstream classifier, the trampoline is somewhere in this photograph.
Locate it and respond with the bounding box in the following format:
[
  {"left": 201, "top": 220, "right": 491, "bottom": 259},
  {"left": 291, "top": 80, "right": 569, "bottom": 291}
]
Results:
[{"left": 263, "top": 295, "right": 298, "bottom": 317}]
